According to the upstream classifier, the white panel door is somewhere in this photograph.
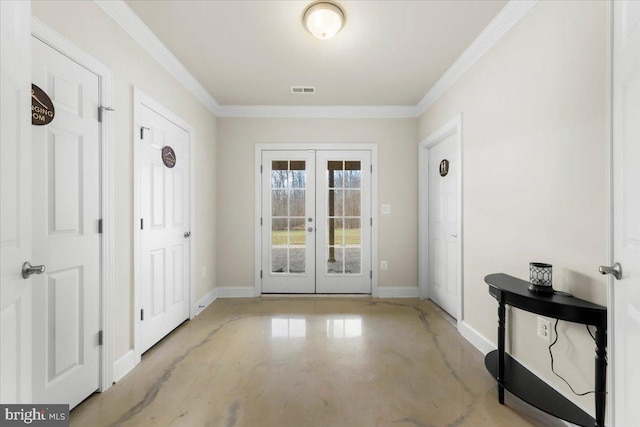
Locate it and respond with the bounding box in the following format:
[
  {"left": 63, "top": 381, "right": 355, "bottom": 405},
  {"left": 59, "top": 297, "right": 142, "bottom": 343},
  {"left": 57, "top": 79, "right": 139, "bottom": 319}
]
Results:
[
  {"left": 0, "top": 0, "right": 32, "bottom": 404},
  {"left": 316, "top": 151, "right": 371, "bottom": 294},
  {"left": 428, "top": 136, "right": 459, "bottom": 318},
  {"left": 261, "top": 151, "right": 316, "bottom": 293},
  {"left": 31, "top": 37, "right": 101, "bottom": 408},
  {"left": 139, "top": 104, "right": 190, "bottom": 353},
  {"left": 612, "top": 1, "right": 640, "bottom": 425}
]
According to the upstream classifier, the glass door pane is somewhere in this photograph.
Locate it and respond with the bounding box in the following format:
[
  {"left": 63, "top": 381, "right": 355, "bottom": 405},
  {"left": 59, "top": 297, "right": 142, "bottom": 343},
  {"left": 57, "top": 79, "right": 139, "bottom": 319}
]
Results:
[
  {"left": 262, "top": 151, "right": 315, "bottom": 293},
  {"left": 316, "top": 151, "right": 371, "bottom": 294}
]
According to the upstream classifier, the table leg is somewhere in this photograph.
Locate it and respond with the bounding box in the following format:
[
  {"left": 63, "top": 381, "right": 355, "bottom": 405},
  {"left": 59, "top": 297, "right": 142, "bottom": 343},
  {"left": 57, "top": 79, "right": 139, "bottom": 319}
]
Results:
[
  {"left": 497, "top": 292, "right": 506, "bottom": 404},
  {"left": 594, "top": 326, "right": 606, "bottom": 427}
]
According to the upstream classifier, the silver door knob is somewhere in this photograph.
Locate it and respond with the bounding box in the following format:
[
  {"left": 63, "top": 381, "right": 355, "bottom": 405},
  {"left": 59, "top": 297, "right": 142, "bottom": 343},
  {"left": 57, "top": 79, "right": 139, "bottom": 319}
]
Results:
[
  {"left": 22, "top": 262, "right": 46, "bottom": 279},
  {"left": 184, "top": 231, "right": 191, "bottom": 238},
  {"left": 307, "top": 227, "right": 313, "bottom": 232},
  {"left": 451, "top": 234, "right": 458, "bottom": 238},
  {"left": 599, "top": 262, "right": 622, "bottom": 280}
]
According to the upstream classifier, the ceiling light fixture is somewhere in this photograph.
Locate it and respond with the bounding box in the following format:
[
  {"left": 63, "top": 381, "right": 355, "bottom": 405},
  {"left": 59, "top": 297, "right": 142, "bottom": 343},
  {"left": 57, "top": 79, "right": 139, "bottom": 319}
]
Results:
[{"left": 302, "top": 1, "right": 346, "bottom": 40}]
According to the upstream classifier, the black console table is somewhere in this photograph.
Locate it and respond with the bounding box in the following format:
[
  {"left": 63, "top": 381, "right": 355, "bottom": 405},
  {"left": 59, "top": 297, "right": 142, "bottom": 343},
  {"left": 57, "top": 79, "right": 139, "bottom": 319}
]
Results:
[{"left": 484, "top": 273, "right": 607, "bottom": 427}]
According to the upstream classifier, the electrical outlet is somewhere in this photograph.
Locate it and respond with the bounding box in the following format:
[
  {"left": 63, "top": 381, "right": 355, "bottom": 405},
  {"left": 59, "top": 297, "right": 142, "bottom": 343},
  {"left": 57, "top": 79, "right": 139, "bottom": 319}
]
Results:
[
  {"left": 381, "top": 261, "right": 388, "bottom": 271},
  {"left": 537, "top": 317, "right": 551, "bottom": 342}
]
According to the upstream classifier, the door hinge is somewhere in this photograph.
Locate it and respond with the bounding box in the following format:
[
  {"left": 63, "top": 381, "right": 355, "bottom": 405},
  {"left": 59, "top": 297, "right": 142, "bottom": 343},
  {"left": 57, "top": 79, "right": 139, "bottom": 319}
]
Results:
[
  {"left": 98, "top": 106, "right": 114, "bottom": 123},
  {"left": 260, "top": 270, "right": 263, "bottom": 279},
  {"left": 98, "top": 219, "right": 103, "bottom": 233},
  {"left": 370, "top": 270, "right": 373, "bottom": 279},
  {"left": 140, "top": 218, "right": 144, "bottom": 230},
  {"left": 98, "top": 330, "right": 104, "bottom": 346},
  {"left": 260, "top": 217, "right": 263, "bottom": 226},
  {"left": 141, "top": 309, "right": 144, "bottom": 321},
  {"left": 260, "top": 165, "right": 263, "bottom": 173},
  {"left": 371, "top": 165, "right": 373, "bottom": 173},
  {"left": 370, "top": 217, "right": 373, "bottom": 226},
  {"left": 140, "top": 126, "right": 150, "bottom": 139}
]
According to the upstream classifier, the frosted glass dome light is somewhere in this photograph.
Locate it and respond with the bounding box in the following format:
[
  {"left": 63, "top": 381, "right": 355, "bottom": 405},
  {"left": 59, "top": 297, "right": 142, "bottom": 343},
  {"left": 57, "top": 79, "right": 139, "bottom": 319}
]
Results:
[{"left": 303, "top": 2, "right": 346, "bottom": 40}]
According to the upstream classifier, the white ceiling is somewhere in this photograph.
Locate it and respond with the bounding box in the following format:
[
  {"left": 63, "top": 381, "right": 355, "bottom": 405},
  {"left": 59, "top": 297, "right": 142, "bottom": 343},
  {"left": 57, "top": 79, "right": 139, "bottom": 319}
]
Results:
[{"left": 125, "top": 0, "right": 508, "bottom": 107}]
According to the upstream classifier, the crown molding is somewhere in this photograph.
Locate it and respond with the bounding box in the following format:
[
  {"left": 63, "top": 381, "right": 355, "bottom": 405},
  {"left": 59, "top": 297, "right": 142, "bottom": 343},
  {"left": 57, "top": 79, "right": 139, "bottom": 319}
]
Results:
[
  {"left": 96, "top": 0, "right": 536, "bottom": 119},
  {"left": 415, "top": 0, "right": 538, "bottom": 116},
  {"left": 94, "top": 0, "right": 221, "bottom": 116},
  {"left": 217, "top": 105, "right": 418, "bottom": 119}
]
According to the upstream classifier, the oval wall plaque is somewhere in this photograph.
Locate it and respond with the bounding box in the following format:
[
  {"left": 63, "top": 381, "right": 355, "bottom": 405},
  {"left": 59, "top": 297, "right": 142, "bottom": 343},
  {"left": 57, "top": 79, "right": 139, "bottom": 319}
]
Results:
[
  {"left": 439, "top": 159, "right": 449, "bottom": 177},
  {"left": 162, "top": 146, "right": 176, "bottom": 168},
  {"left": 31, "top": 84, "right": 55, "bottom": 126}
]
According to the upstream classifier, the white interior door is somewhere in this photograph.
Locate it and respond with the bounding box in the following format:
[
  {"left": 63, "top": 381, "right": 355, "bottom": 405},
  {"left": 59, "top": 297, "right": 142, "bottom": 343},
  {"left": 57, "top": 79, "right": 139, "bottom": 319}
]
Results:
[
  {"left": 139, "top": 103, "right": 190, "bottom": 353},
  {"left": 261, "top": 151, "right": 316, "bottom": 293},
  {"left": 0, "top": 0, "right": 32, "bottom": 405},
  {"left": 612, "top": 1, "right": 640, "bottom": 425},
  {"left": 315, "top": 151, "right": 371, "bottom": 294},
  {"left": 428, "top": 136, "right": 459, "bottom": 318},
  {"left": 31, "top": 36, "right": 101, "bottom": 408},
  {"left": 261, "top": 150, "right": 371, "bottom": 294}
]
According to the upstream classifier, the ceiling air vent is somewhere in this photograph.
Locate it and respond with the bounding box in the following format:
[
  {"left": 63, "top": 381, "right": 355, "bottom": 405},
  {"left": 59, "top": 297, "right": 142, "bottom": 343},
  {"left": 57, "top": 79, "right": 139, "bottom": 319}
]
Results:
[{"left": 291, "top": 86, "right": 316, "bottom": 94}]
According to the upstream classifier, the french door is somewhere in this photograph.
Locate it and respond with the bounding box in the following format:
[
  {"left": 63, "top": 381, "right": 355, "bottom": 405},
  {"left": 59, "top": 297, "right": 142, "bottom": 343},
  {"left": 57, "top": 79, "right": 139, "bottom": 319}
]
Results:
[{"left": 261, "top": 150, "right": 371, "bottom": 294}]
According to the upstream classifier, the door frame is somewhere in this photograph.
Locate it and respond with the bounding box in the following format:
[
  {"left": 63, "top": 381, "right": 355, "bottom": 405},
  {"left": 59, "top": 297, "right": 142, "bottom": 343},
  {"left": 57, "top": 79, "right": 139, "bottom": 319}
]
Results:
[
  {"left": 254, "top": 143, "right": 379, "bottom": 296},
  {"left": 132, "top": 88, "right": 196, "bottom": 365},
  {"left": 418, "top": 114, "right": 462, "bottom": 322},
  {"left": 31, "top": 18, "right": 115, "bottom": 392}
]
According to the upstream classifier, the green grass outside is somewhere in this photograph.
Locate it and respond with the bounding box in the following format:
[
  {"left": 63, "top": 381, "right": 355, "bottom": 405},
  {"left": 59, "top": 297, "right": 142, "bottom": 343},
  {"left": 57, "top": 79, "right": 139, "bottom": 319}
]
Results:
[{"left": 272, "top": 228, "right": 361, "bottom": 245}]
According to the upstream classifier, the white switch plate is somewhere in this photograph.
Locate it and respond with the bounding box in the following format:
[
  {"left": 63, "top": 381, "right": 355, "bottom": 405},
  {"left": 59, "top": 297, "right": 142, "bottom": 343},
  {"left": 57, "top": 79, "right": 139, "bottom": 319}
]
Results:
[
  {"left": 381, "top": 261, "right": 388, "bottom": 270},
  {"left": 381, "top": 204, "right": 391, "bottom": 215}
]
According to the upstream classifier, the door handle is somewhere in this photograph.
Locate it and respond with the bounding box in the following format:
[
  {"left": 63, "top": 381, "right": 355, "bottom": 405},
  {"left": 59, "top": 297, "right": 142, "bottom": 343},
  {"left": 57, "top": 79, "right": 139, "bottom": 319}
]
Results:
[
  {"left": 22, "top": 262, "right": 46, "bottom": 279},
  {"left": 184, "top": 231, "right": 191, "bottom": 238},
  {"left": 307, "top": 227, "right": 314, "bottom": 232},
  {"left": 599, "top": 262, "right": 622, "bottom": 280},
  {"left": 451, "top": 234, "right": 458, "bottom": 238}
]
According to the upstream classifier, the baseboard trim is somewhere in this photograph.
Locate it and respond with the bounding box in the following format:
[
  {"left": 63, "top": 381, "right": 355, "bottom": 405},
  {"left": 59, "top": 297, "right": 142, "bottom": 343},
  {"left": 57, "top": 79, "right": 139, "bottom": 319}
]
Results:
[
  {"left": 458, "top": 320, "right": 495, "bottom": 355},
  {"left": 376, "top": 287, "right": 420, "bottom": 298},
  {"left": 216, "top": 287, "right": 256, "bottom": 298},
  {"left": 112, "top": 349, "right": 136, "bottom": 383},
  {"left": 193, "top": 288, "right": 217, "bottom": 317}
]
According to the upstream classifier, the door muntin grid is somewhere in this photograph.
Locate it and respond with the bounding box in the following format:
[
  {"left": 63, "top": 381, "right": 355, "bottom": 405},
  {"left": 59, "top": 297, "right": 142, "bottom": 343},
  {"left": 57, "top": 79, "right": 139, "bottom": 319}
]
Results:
[
  {"left": 271, "top": 160, "right": 307, "bottom": 274},
  {"left": 326, "top": 160, "right": 362, "bottom": 275}
]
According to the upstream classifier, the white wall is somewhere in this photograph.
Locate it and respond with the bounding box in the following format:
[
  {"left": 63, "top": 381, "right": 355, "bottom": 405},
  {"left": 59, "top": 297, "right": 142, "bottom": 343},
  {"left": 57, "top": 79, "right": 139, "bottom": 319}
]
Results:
[
  {"left": 32, "top": 0, "right": 218, "bottom": 360},
  {"left": 217, "top": 118, "right": 418, "bottom": 291},
  {"left": 418, "top": 1, "right": 608, "bottom": 414}
]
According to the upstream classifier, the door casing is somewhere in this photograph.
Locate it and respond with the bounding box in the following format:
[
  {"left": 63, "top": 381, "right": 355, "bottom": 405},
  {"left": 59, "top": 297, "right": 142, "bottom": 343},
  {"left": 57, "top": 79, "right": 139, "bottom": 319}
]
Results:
[
  {"left": 255, "top": 144, "right": 379, "bottom": 296},
  {"left": 133, "top": 88, "right": 196, "bottom": 365},
  {"left": 418, "top": 114, "right": 463, "bottom": 323},
  {"left": 31, "top": 18, "right": 114, "bottom": 392}
]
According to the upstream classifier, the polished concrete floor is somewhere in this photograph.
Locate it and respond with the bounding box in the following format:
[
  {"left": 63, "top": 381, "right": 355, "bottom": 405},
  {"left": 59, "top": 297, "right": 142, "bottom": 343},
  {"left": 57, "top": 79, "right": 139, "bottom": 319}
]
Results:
[{"left": 71, "top": 298, "right": 563, "bottom": 427}]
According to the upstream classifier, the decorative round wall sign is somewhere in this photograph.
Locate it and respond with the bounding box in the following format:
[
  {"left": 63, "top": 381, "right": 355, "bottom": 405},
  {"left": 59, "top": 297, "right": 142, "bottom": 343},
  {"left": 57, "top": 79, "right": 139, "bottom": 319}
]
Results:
[
  {"left": 31, "top": 84, "right": 55, "bottom": 126},
  {"left": 439, "top": 159, "right": 449, "bottom": 177},
  {"left": 162, "top": 146, "right": 176, "bottom": 168}
]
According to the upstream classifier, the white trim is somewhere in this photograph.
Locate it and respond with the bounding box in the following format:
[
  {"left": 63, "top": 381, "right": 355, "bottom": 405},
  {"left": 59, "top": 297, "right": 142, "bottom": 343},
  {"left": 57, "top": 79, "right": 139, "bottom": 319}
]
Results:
[
  {"left": 193, "top": 288, "right": 218, "bottom": 316},
  {"left": 218, "top": 105, "right": 416, "bottom": 119},
  {"left": 418, "top": 114, "right": 463, "bottom": 323},
  {"left": 376, "top": 287, "right": 420, "bottom": 298},
  {"left": 415, "top": 0, "right": 538, "bottom": 116},
  {"left": 254, "top": 143, "right": 379, "bottom": 297},
  {"left": 94, "top": 0, "right": 220, "bottom": 116},
  {"left": 112, "top": 350, "right": 136, "bottom": 383},
  {"left": 458, "top": 321, "right": 494, "bottom": 355},
  {"left": 95, "top": 0, "right": 537, "bottom": 119},
  {"left": 31, "top": 17, "right": 115, "bottom": 393},
  {"left": 216, "top": 287, "right": 256, "bottom": 298},
  {"left": 132, "top": 88, "right": 196, "bottom": 362},
  {"left": 605, "top": 2, "right": 613, "bottom": 426}
]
